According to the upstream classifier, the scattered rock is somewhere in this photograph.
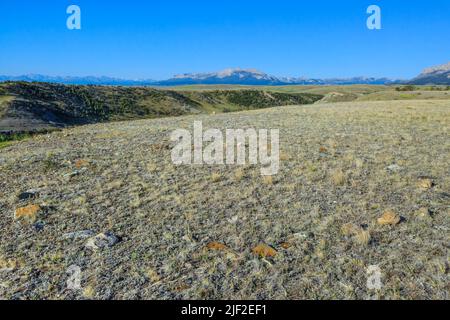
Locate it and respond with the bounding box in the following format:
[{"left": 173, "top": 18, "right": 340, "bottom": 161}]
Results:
[
  {"left": 33, "top": 221, "right": 45, "bottom": 232},
  {"left": 14, "top": 204, "right": 41, "bottom": 224},
  {"left": 18, "top": 189, "right": 40, "bottom": 201},
  {"left": 377, "top": 210, "right": 401, "bottom": 226},
  {"left": 290, "top": 232, "right": 309, "bottom": 240},
  {"left": 64, "top": 168, "right": 88, "bottom": 178},
  {"left": 280, "top": 242, "right": 292, "bottom": 249},
  {"left": 206, "top": 242, "right": 229, "bottom": 251},
  {"left": 252, "top": 244, "right": 277, "bottom": 258},
  {"left": 386, "top": 164, "right": 402, "bottom": 173},
  {"left": 64, "top": 230, "right": 95, "bottom": 240},
  {"left": 74, "top": 159, "right": 89, "bottom": 169},
  {"left": 227, "top": 216, "right": 239, "bottom": 224},
  {"left": 319, "top": 147, "right": 328, "bottom": 154},
  {"left": 85, "top": 232, "right": 119, "bottom": 250},
  {"left": 319, "top": 147, "right": 329, "bottom": 158}
]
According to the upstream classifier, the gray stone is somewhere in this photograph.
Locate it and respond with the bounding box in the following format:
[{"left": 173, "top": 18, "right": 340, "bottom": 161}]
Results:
[
  {"left": 18, "top": 189, "right": 40, "bottom": 201},
  {"left": 85, "top": 232, "right": 119, "bottom": 250},
  {"left": 386, "top": 164, "right": 402, "bottom": 173},
  {"left": 63, "top": 230, "right": 95, "bottom": 240}
]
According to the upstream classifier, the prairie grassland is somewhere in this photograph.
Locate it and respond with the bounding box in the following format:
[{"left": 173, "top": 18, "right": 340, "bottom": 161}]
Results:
[{"left": 0, "top": 99, "right": 448, "bottom": 300}]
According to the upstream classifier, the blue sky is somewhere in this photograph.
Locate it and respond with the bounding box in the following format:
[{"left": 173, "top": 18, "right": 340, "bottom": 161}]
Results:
[{"left": 1, "top": 0, "right": 449, "bottom": 79}]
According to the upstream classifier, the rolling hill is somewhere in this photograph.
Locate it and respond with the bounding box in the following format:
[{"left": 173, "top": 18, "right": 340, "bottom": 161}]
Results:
[{"left": 0, "top": 82, "right": 322, "bottom": 133}]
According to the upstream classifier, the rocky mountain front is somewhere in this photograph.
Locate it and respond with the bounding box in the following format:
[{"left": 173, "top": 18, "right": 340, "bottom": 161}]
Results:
[{"left": 410, "top": 62, "right": 450, "bottom": 85}]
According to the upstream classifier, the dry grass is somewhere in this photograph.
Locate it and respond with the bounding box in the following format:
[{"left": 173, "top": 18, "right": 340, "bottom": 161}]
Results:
[
  {"left": 377, "top": 210, "right": 402, "bottom": 226},
  {"left": 211, "top": 172, "right": 222, "bottom": 183},
  {"left": 331, "top": 169, "right": 346, "bottom": 186},
  {"left": 0, "top": 99, "right": 448, "bottom": 300}
]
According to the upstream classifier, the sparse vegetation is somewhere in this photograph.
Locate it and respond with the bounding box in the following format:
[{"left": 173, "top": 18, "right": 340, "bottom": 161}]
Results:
[
  {"left": 395, "top": 85, "right": 416, "bottom": 91},
  {"left": 0, "top": 89, "right": 448, "bottom": 300},
  {"left": 0, "top": 133, "right": 30, "bottom": 149}
]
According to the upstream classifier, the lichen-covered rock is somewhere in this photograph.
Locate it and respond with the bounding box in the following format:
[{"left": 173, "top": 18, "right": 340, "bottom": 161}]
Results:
[
  {"left": 252, "top": 244, "right": 277, "bottom": 258},
  {"left": 14, "top": 204, "right": 41, "bottom": 224}
]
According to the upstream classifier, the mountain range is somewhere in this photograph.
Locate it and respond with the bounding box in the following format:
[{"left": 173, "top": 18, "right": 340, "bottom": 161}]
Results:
[
  {"left": 156, "top": 68, "right": 399, "bottom": 86},
  {"left": 1, "top": 62, "right": 449, "bottom": 86},
  {"left": 0, "top": 75, "right": 155, "bottom": 86},
  {"left": 409, "top": 62, "right": 450, "bottom": 85},
  {"left": 0, "top": 70, "right": 400, "bottom": 86}
]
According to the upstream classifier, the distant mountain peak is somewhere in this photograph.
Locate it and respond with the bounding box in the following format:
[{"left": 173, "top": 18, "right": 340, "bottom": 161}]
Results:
[
  {"left": 168, "top": 68, "right": 281, "bottom": 85},
  {"left": 217, "top": 68, "right": 268, "bottom": 78},
  {"left": 173, "top": 68, "right": 274, "bottom": 80},
  {"left": 409, "top": 61, "right": 450, "bottom": 85},
  {"left": 421, "top": 62, "right": 450, "bottom": 75}
]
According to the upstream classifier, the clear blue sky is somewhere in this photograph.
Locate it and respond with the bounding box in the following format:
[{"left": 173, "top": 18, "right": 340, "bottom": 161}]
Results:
[{"left": 1, "top": 0, "right": 449, "bottom": 79}]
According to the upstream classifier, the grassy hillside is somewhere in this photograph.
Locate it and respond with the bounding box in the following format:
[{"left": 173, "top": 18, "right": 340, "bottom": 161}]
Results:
[
  {"left": 167, "top": 84, "right": 450, "bottom": 103},
  {"left": 2, "top": 82, "right": 449, "bottom": 134},
  {"left": 0, "top": 82, "right": 322, "bottom": 133}
]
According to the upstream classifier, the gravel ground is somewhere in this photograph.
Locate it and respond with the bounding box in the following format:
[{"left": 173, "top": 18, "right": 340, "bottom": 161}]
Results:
[{"left": 0, "top": 99, "right": 449, "bottom": 300}]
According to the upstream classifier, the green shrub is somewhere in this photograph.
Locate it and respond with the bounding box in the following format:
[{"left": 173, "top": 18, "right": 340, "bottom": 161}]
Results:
[{"left": 395, "top": 85, "right": 416, "bottom": 92}]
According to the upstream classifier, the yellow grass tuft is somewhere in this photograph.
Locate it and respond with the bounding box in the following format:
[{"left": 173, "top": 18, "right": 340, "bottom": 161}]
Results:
[
  {"left": 341, "top": 223, "right": 371, "bottom": 246},
  {"left": 280, "top": 152, "right": 290, "bottom": 161},
  {"left": 341, "top": 223, "right": 361, "bottom": 237},
  {"left": 146, "top": 268, "right": 161, "bottom": 283},
  {"left": 377, "top": 210, "right": 401, "bottom": 226},
  {"left": 354, "top": 229, "right": 371, "bottom": 246},
  {"left": 417, "top": 178, "right": 434, "bottom": 190},
  {"left": 211, "top": 172, "right": 222, "bottom": 182},
  {"left": 331, "top": 169, "right": 346, "bottom": 186},
  {"left": 234, "top": 168, "right": 245, "bottom": 182},
  {"left": 83, "top": 285, "right": 95, "bottom": 299},
  {"left": 262, "top": 176, "right": 274, "bottom": 185}
]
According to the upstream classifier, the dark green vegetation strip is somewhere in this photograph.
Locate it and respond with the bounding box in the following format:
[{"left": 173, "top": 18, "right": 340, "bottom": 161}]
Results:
[
  {"left": 0, "top": 82, "right": 323, "bottom": 133},
  {"left": 0, "top": 133, "right": 30, "bottom": 149}
]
